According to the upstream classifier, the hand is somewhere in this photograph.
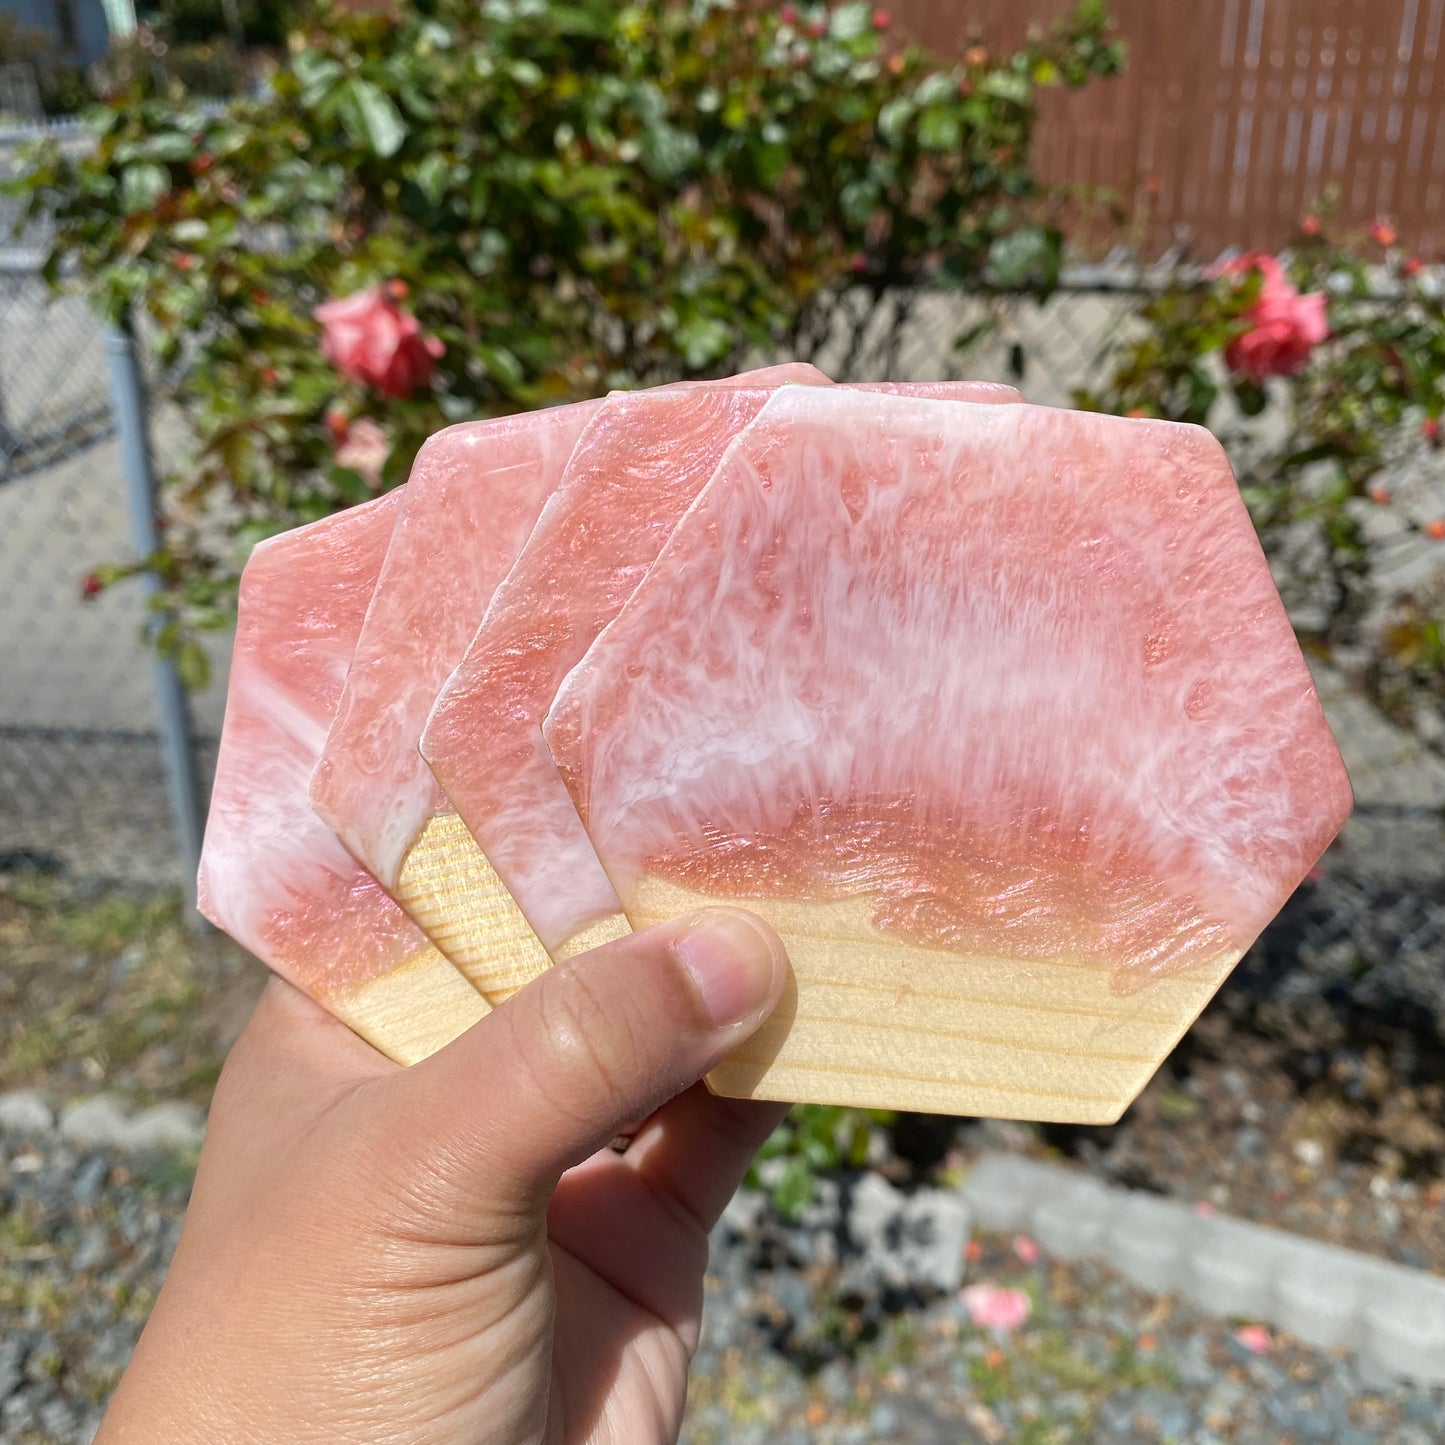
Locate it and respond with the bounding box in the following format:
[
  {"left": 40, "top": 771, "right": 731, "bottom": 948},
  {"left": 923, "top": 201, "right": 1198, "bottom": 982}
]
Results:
[{"left": 98, "top": 909, "right": 790, "bottom": 1445}]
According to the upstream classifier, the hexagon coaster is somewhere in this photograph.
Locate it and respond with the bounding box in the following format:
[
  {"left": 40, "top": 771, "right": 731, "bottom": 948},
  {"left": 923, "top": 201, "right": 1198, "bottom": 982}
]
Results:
[
  {"left": 421, "top": 379, "right": 1020, "bottom": 973},
  {"left": 197, "top": 495, "right": 488, "bottom": 1064},
  {"left": 542, "top": 388, "right": 1353, "bottom": 1121},
  {"left": 311, "top": 367, "right": 829, "bottom": 1000},
  {"left": 309, "top": 405, "right": 602, "bottom": 1001}
]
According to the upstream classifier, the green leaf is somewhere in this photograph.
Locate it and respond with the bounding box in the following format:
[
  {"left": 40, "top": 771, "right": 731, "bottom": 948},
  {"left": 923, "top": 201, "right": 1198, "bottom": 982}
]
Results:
[
  {"left": 918, "top": 106, "right": 962, "bottom": 152},
  {"left": 830, "top": 2, "right": 872, "bottom": 40},
  {"left": 839, "top": 178, "right": 879, "bottom": 227},
  {"left": 982, "top": 70, "right": 1031, "bottom": 105},
  {"left": 468, "top": 228, "right": 509, "bottom": 275},
  {"left": 771, "top": 1157, "right": 814, "bottom": 1220},
  {"left": 478, "top": 343, "right": 524, "bottom": 388},
  {"left": 121, "top": 163, "right": 169, "bottom": 216},
  {"left": 953, "top": 317, "right": 999, "bottom": 353},
  {"left": 639, "top": 122, "right": 700, "bottom": 182},
  {"left": 350, "top": 79, "right": 408, "bottom": 158},
  {"left": 170, "top": 219, "right": 210, "bottom": 243},
  {"left": 293, "top": 51, "right": 345, "bottom": 107},
  {"left": 914, "top": 72, "right": 958, "bottom": 106},
  {"left": 675, "top": 314, "right": 732, "bottom": 369},
  {"left": 410, "top": 152, "right": 451, "bottom": 206},
  {"left": 176, "top": 639, "right": 211, "bottom": 692},
  {"left": 877, "top": 98, "right": 914, "bottom": 146},
  {"left": 986, "top": 226, "right": 1061, "bottom": 289}
]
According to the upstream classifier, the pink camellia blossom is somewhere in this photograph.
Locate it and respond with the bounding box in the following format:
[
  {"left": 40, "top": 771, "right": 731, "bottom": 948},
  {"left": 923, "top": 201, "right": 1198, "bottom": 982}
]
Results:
[
  {"left": 1370, "top": 218, "right": 1397, "bottom": 247},
  {"left": 962, "top": 1283, "right": 1032, "bottom": 1332},
  {"left": 1012, "top": 1234, "right": 1040, "bottom": 1265},
  {"left": 1223, "top": 255, "right": 1328, "bottom": 381},
  {"left": 334, "top": 417, "right": 391, "bottom": 491},
  {"left": 1234, "top": 1323, "right": 1274, "bottom": 1354},
  {"left": 314, "top": 286, "right": 444, "bottom": 399}
]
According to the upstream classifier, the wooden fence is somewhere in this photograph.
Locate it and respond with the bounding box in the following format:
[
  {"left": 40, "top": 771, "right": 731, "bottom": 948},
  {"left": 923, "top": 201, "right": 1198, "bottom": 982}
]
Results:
[{"left": 890, "top": 0, "right": 1445, "bottom": 258}]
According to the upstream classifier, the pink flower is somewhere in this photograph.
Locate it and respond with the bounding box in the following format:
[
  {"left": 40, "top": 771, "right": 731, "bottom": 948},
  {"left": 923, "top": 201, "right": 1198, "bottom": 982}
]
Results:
[
  {"left": 1012, "top": 1234, "right": 1040, "bottom": 1264},
  {"left": 962, "top": 1283, "right": 1032, "bottom": 1332},
  {"left": 334, "top": 417, "right": 391, "bottom": 490},
  {"left": 780, "top": 3, "right": 798, "bottom": 23},
  {"left": 1370, "top": 218, "right": 1397, "bottom": 247},
  {"left": 314, "top": 287, "right": 444, "bottom": 399},
  {"left": 1234, "top": 1323, "right": 1273, "bottom": 1354},
  {"left": 1192, "top": 1200, "right": 1219, "bottom": 1218},
  {"left": 1300, "top": 214, "right": 1321, "bottom": 237},
  {"left": 1223, "top": 257, "right": 1328, "bottom": 381},
  {"left": 80, "top": 572, "right": 103, "bottom": 600},
  {"left": 873, "top": 7, "right": 892, "bottom": 27},
  {"left": 1403, "top": 256, "right": 1423, "bottom": 278}
]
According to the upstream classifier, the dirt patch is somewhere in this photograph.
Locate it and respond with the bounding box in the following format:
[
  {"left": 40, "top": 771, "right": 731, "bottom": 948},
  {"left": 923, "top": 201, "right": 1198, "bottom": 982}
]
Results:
[{"left": 0, "top": 873, "right": 264, "bottom": 1108}]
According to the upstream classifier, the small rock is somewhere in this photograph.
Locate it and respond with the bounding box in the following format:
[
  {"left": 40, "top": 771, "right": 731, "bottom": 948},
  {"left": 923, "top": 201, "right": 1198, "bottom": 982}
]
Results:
[
  {"left": 108, "top": 943, "right": 145, "bottom": 988},
  {"left": 60, "top": 1097, "right": 133, "bottom": 1149},
  {"left": 37, "top": 1398, "right": 76, "bottom": 1437},
  {"left": 0, "top": 1338, "right": 24, "bottom": 1401},
  {"left": 73, "top": 1156, "right": 110, "bottom": 1207},
  {"left": 846, "top": 1174, "right": 970, "bottom": 1294},
  {"left": 715, "top": 1188, "right": 764, "bottom": 1244},
  {"left": 125, "top": 1102, "right": 204, "bottom": 1153},
  {"left": 0, "top": 1091, "right": 55, "bottom": 1134},
  {"left": 765, "top": 1270, "right": 812, "bottom": 1326},
  {"left": 73, "top": 1224, "right": 112, "bottom": 1273},
  {"left": 1233, "top": 1126, "right": 1266, "bottom": 1159}
]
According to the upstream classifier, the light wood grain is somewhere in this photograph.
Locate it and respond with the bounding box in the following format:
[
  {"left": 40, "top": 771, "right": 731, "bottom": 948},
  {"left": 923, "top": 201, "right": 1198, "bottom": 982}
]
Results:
[
  {"left": 552, "top": 911, "right": 632, "bottom": 962},
  {"left": 396, "top": 811, "right": 553, "bottom": 1001},
  {"left": 629, "top": 877, "right": 1237, "bottom": 1124},
  {"left": 327, "top": 940, "right": 490, "bottom": 1065}
]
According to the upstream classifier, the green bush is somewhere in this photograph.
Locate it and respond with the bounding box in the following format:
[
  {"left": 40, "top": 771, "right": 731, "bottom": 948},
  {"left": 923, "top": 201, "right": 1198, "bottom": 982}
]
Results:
[
  {"left": 11, "top": 0, "right": 1122, "bottom": 678},
  {"left": 1075, "top": 213, "right": 1445, "bottom": 749}
]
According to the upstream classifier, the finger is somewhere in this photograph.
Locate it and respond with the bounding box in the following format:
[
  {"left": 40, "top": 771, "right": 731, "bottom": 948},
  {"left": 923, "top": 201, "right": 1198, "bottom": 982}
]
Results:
[
  {"left": 623, "top": 1085, "right": 790, "bottom": 1232},
  {"left": 395, "top": 908, "right": 788, "bottom": 1203}
]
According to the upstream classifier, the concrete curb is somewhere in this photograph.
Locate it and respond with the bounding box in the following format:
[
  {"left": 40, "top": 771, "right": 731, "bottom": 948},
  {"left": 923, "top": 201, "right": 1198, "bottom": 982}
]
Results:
[{"left": 960, "top": 1151, "right": 1445, "bottom": 1386}]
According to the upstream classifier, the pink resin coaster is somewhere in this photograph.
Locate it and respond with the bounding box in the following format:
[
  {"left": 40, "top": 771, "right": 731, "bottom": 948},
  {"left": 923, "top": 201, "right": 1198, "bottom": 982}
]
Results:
[
  {"left": 198, "top": 495, "right": 488, "bottom": 1063},
  {"left": 310, "top": 365, "right": 826, "bottom": 998},
  {"left": 421, "top": 379, "right": 1019, "bottom": 966},
  {"left": 542, "top": 387, "right": 1353, "bottom": 1121},
  {"left": 309, "top": 404, "right": 601, "bottom": 1000}
]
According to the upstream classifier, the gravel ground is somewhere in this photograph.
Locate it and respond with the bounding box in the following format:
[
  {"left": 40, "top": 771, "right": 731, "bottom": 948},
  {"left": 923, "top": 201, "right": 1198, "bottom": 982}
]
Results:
[
  {"left": 4, "top": 1116, "right": 1445, "bottom": 1445},
  {"left": 4, "top": 843, "right": 1445, "bottom": 1443},
  {"left": 0, "top": 1131, "right": 191, "bottom": 1444}
]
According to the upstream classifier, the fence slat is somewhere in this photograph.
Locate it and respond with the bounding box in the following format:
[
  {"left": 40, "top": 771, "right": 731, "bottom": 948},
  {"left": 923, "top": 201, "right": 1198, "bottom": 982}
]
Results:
[{"left": 892, "top": 0, "right": 1445, "bottom": 255}]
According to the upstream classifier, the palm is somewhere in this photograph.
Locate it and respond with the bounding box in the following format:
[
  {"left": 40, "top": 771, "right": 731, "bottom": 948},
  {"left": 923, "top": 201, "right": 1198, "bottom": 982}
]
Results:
[{"left": 541, "top": 1087, "right": 787, "bottom": 1445}]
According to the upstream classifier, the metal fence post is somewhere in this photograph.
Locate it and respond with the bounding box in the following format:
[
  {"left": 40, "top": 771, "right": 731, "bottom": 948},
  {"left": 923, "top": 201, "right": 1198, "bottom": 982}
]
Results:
[{"left": 103, "top": 313, "right": 208, "bottom": 918}]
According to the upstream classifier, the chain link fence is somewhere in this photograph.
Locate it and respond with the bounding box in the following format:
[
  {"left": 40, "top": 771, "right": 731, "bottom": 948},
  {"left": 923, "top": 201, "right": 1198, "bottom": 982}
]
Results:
[
  {"left": 1, "top": 127, "right": 1442, "bottom": 1002},
  {"left": 0, "top": 254, "right": 223, "bottom": 886}
]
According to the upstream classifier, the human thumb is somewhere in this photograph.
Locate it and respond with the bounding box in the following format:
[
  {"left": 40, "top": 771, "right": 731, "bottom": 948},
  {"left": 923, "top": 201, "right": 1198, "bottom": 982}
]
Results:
[{"left": 393, "top": 909, "right": 789, "bottom": 1201}]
